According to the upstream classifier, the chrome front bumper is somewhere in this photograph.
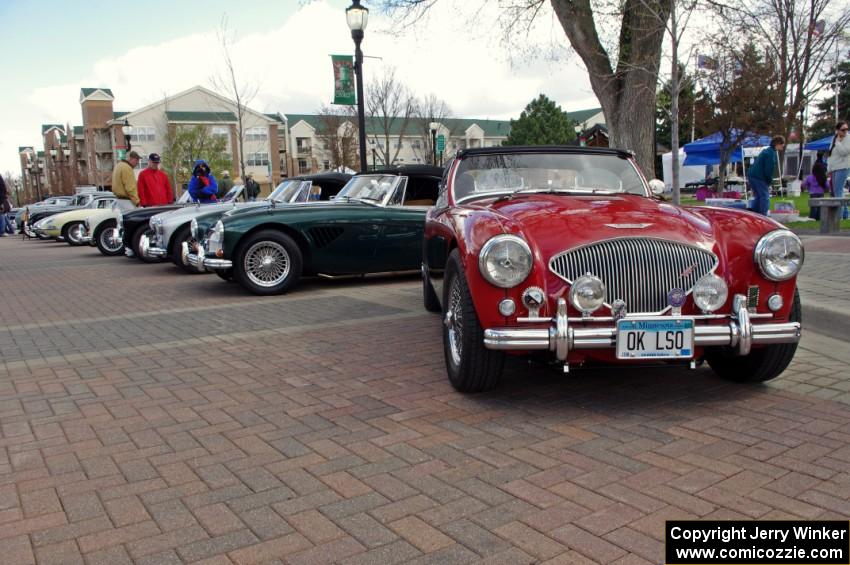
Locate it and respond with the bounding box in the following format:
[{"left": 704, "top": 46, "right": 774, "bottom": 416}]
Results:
[
  {"left": 483, "top": 294, "right": 801, "bottom": 361},
  {"left": 186, "top": 249, "right": 232, "bottom": 270},
  {"left": 139, "top": 234, "right": 166, "bottom": 258}
]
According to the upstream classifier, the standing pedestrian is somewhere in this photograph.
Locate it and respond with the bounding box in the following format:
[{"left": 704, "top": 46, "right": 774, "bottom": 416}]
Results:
[
  {"left": 245, "top": 173, "right": 260, "bottom": 202},
  {"left": 747, "top": 135, "right": 785, "bottom": 216},
  {"left": 188, "top": 160, "right": 218, "bottom": 203},
  {"left": 112, "top": 150, "right": 141, "bottom": 210},
  {"left": 137, "top": 153, "right": 174, "bottom": 207},
  {"left": 0, "top": 175, "right": 10, "bottom": 237},
  {"left": 827, "top": 121, "right": 850, "bottom": 220},
  {"left": 217, "top": 170, "right": 234, "bottom": 199}
]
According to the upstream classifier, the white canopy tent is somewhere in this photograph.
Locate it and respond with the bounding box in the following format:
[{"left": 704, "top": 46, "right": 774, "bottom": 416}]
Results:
[{"left": 661, "top": 150, "right": 706, "bottom": 192}]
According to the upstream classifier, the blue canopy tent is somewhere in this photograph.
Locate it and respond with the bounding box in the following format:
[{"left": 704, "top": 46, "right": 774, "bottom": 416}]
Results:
[
  {"left": 683, "top": 131, "right": 772, "bottom": 166},
  {"left": 804, "top": 135, "right": 833, "bottom": 151}
]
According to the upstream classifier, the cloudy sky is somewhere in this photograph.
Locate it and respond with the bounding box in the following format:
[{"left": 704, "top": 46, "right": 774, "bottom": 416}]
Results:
[{"left": 0, "top": 0, "right": 599, "bottom": 177}]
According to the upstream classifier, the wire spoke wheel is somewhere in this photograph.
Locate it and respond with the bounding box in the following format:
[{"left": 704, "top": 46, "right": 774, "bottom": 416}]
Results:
[
  {"left": 68, "top": 224, "right": 84, "bottom": 244},
  {"left": 244, "top": 240, "right": 291, "bottom": 288},
  {"left": 100, "top": 227, "right": 122, "bottom": 252},
  {"left": 446, "top": 276, "right": 464, "bottom": 366}
]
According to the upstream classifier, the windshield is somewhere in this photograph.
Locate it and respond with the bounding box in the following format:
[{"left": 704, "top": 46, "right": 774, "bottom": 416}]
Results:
[
  {"left": 177, "top": 191, "right": 192, "bottom": 204},
  {"left": 221, "top": 186, "right": 242, "bottom": 202},
  {"left": 335, "top": 175, "right": 399, "bottom": 204},
  {"left": 453, "top": 153, "right": 647, "bottom": 201},
  {"left": 268, "top": 180, "right": 306, "bottom": 203}
]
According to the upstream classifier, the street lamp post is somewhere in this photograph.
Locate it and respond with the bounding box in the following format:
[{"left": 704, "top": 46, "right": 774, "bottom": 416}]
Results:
[
  {"left": 346, "top": 1, "right": 369, "bottom": 173},
  {"left": 429, "top": 122, "right": 439, "bottom": 166},
  {"left": 121, "top": 119, "right": 133, "bottom": 152}
]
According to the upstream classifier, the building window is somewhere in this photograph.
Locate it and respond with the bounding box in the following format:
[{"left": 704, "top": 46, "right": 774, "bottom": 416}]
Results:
[
  {"left": 323, "top": 160, "right": 330, "bottom": 171},
  {"left": 129, "top": 126, "right": 155, "bottom": 143},
  {"left": 211, "top": 126, "right": 229, "bottom": 138},
  {"left": 395, "top": 141, "right": 403, "bottom": 149},
  {"left": 134, "top": 156, "right": 149, "bottom": 170},
  {"left": 246, "top": 152, "right": 269, "bottom": 166},
  {"left": 298, "top": 158, "right": 309, "bottom": 174},
  {"left": 245, "top": 127, "right": 268, "bottom": 141},
  {"left": 412, "top": 140, "right": 422, "bottom": 149},
  {"left": 296, "top": 138, "right": 311, "bottom": 153}
]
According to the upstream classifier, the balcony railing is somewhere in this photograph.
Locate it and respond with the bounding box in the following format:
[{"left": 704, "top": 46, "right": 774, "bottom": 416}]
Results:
[{"left": 296, "top": 146, "right": 312, "bottom": 156}]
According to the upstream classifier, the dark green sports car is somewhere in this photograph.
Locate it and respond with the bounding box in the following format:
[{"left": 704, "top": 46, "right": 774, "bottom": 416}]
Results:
[{"left": 187, "top": 166, "right": 443, "bottom": 295}]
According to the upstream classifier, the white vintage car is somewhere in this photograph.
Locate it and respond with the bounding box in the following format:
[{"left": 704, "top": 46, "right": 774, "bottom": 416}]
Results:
[{"left": 32, "top": 195, "right": 117, "bottom": 244}]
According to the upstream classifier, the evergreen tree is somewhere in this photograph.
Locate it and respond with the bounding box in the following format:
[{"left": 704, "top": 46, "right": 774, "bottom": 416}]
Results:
[
  {"left": 808, "top": 53, "right": 850, "bottom": 141},
  {"left": 656, "top": 66, "right": 703, "bottom": 150},
  {"left": 505, "top": 94, "right": 576, "bottom": 146}
]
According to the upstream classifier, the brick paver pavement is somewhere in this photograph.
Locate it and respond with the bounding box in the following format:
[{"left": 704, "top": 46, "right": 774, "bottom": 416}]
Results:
[{"left": 1, "top": 237, "right": 849, "bottom": 564}]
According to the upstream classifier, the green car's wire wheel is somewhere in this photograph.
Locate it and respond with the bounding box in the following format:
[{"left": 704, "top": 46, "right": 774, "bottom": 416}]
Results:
[
  {"left": 234, "top": 230, "right": 303, "bottom": 296},
  {"left": 245, "top": 240, "right": 291, "bottom": 287}
]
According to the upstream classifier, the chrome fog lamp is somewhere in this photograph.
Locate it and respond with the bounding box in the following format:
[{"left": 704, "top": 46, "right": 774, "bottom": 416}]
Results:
[
  {"left": 767, "top": 293, "right": 784, "bottom": 312},
  {"left": 498, "top": 299, "right": 516, "bottom": 316},
  {"left": 692, "top": 273, "right": 728, "bottom": 312},
  {"left": 569, "top": 275, "right": 606, "bottom": 314},
  {"left": 755, "top": 230, "right": 804, "bottom": 281},
  {"left": 207, "top": 220, "right": 225, "bottom": 256},
  {"left": 478, "top": 235, "right": 533, "bottom": 288}
]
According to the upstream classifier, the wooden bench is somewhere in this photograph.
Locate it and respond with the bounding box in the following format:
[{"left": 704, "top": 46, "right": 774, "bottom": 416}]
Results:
[{"left": 809, "top": 198, "right": 850, "bottom": 234}]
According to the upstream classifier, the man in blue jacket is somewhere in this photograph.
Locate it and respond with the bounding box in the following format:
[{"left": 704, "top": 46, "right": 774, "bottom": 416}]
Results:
[
  {"left": 747, "top": 136, "right": 784, "bottom": 216},
  {"left": 188, "top": 160, "right": 218, "bottom": 203}
]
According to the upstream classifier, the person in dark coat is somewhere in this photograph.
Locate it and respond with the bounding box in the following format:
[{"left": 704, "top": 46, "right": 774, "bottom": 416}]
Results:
[
  {"left": 188, "top": 160, "right": 218, "bottom": 203},
  {"left": 747, "top": 135, "right": 784, "bottom": 216},
  {"left": 0, "top": 175, "right": 9, "bottom": 237},
  {"left": 217, "top": 170, "right": 234, "bottom": 199}
]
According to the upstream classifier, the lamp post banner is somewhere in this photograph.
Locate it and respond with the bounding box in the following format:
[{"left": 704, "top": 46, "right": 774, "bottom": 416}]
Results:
[{"left": 332, "top": 55, "right": 356, "bottom": 105}]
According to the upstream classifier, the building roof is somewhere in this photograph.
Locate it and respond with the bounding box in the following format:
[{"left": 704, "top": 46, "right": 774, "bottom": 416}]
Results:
[
  {"left": 41, "top": 124, "right": 64, "bottom": 134},
  {"left": 165, "top": 111, "right": 238, "bottom": 123},
  {"left": 73, "top": 126, "right": 84, "bottom": 136},
  {"left": 19, "top": 146, "right": 34, "bottom": 153},
  {"left": 81, "top": 87, "right": 114, "bottom": 97},
  {"left": 114, "top": 111, "right": 129, "bottom": 119},
  {"left": 264, "top": 113, "right": 286, "bottom": 123},
  {"left": 285, "top": 114, "right": 512, "bottom": 137},
  {"left": 566, "top": 107, "right": 603, "bottom": 124}
]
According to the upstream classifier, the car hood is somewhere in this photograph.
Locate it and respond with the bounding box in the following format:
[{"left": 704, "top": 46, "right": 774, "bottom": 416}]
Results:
[
  {"left": 161, "top": 201, "right": 244, "bottom": 223},
  {"left": 44, "top": 207, "right": 102, "bottom": 224},
  {"left": 462, "top": 193, "right": 720, "bottom": 255},
  {"left": 124, "top": 204, "right": 184, "bottom": 219}
]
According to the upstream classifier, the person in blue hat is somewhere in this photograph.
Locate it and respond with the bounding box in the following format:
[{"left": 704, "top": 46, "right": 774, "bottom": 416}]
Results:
[{"left": 187, "top": 160, "right": 218, "bottom": 203}]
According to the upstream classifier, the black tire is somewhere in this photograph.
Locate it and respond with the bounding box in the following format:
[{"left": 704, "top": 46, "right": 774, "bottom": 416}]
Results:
[
  {"left": 442, "top": 249, "right": 504, "bottom": 392},
  {"left": 706, "top": 288, "right": 801, "bottom": 383},
  {"left": 62, "top": 222, "right": 85, "bottom": 246},
  {"left": 132, "top": 224, "right": 161, "bottom": 263},
  {"left": 94, "top": 221, "right": 124, "bottom": 256},
  {"left": 169, "top": 225, "right": 201, "bottom": 274},
  {"left": 215, "top": 268, "right": 235, "bottom": 282},
  {"left": 422, "top": 264, "right": 441, "bottom": 313},
  {"left": 233, "top": 230, "right": 303, "bottom": 296}
]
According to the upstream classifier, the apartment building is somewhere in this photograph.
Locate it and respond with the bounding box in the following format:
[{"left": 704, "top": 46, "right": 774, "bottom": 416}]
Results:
[
  {"left": 285, "top": 114, "right": 512, "bottom": 174},
  {"left": 20, "top": 86, "right": 285, "bottom": 202}
]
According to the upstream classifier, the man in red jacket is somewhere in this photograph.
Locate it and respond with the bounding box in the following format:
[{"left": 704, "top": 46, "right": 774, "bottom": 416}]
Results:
[{"left": 137, "top": 153, "right": 174, "bottom": 206}]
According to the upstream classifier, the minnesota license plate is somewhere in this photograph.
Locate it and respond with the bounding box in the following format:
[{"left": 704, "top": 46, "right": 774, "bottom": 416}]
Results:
[{"left": 616, "top": 318, "right": 694, "bottom": 360}]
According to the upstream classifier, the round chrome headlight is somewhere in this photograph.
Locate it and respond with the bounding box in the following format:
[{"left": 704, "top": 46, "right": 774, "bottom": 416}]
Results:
[
  {"left": 692, "top": 273, "right": 728, "bottom": 312},
  {"left": 754, "top": 230, "right": 803, "bottom": 281},
  {"left": 569, "top": 275, "right": 606, "bottom": 313},
  {"left": 478, "top": 235, "right": 532, "bottom": 288}
]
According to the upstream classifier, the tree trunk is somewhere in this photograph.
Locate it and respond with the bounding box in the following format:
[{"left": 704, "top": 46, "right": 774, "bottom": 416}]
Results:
[
  {"left": 669, "top": 0, "right": 681, "bottom": 204},
  {"left": 551, "top": 0, "right": 669, "bottom": 177}
]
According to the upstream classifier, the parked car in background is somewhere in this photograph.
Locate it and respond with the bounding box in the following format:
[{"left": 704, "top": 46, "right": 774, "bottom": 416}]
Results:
[
  {"left": 32, "top": 194, "right": 118, "bottom": 244},
  {"left": 23, "top": 192, "right": 113, "bottom": 238},
  {"left": 119, "top": 191, "right": 193, "bottom": 261},
  {"left": 189, "top": 166, "right": 443, "bottom": 295},
  {"left": 422, "top": 146, "right": 803, "bottom": 392},
  {"left": 183, "top": 172, "right": 352, "bottom": 277},
  {"left": 139, "top": 185, "right": 244, "bottom": 272}
]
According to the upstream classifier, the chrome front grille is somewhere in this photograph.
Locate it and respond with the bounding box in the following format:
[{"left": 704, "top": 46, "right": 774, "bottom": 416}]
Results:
[{"left": 549, "top": 238, "right": 718, "bottom": 314}]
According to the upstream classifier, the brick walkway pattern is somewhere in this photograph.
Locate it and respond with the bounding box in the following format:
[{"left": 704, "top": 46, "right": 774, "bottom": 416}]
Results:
[{"left": 1, "top": 237, "right": 849, "bottom": 564}]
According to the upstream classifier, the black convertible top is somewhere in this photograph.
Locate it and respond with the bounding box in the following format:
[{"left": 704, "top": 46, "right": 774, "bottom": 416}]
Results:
[
  {"left": 367, "top": 165, "right": 444, "bottom": 178},
  {"left": 457, "top": 145, "right": 634, "bottom": 160}
]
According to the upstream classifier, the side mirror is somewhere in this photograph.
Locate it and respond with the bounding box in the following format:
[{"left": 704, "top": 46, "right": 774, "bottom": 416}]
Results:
[{"left": 648, "top": 179, "right": 666, "bottom": 196}]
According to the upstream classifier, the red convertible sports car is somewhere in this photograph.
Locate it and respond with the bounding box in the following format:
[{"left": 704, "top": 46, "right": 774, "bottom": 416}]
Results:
[{"left": 423, "top": 146, "right": 803, "bottom": 392}]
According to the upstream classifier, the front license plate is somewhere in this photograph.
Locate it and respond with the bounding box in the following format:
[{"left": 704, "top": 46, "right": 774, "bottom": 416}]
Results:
[{"left": 616, "top": 318, "right": 694, "bottom": 360}]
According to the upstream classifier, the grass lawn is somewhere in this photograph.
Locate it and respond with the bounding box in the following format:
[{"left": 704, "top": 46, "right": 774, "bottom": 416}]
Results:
[{"left": 680, "top": 193, "right": 850, "bottom": 232}]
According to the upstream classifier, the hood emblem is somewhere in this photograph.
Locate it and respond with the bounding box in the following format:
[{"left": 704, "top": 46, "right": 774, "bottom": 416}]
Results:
[
  {"left": 604, "top": 223, "right": 652, "bottom": 229},
  {"left": 679, "top": 263, "right": 698, "bottom": 278}
]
